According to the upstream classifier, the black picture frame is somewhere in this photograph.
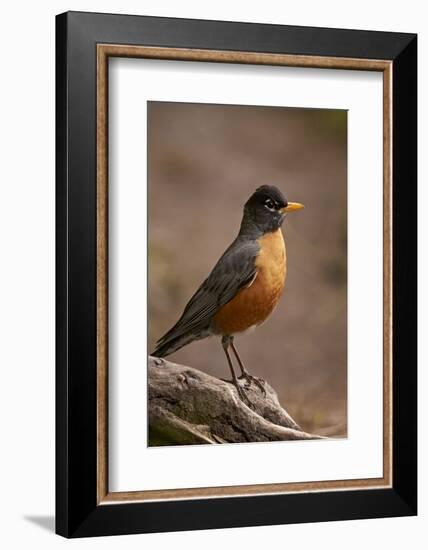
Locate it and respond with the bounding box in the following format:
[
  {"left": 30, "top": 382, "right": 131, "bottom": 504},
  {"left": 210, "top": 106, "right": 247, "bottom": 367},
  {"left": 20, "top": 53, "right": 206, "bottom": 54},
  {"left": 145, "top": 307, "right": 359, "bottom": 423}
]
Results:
[{"left": 56, "top": 11, "right": 417, "bottom": 538}]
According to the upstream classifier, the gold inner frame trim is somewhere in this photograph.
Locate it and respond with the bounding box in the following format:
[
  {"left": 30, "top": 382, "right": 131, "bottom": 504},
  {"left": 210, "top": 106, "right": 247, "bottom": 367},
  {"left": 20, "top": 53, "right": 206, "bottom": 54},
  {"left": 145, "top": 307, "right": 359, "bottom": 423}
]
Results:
[{"left": 96, "top": 44, "right": 393, "bottom": 505}]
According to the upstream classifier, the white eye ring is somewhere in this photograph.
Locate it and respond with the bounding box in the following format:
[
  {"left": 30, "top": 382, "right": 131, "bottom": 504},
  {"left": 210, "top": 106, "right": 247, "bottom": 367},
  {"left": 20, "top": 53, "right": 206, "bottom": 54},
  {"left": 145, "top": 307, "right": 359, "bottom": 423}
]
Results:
[{"left": 264, "top": 199, "right": 275, "bottom": 210}]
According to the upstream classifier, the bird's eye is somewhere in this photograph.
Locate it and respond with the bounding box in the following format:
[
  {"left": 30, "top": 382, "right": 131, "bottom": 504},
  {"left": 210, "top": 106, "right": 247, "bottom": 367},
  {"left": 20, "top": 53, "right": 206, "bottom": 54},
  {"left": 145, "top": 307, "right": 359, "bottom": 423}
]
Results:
[{"left": 264, "top": 199, "right": 275, "bottom": 210}]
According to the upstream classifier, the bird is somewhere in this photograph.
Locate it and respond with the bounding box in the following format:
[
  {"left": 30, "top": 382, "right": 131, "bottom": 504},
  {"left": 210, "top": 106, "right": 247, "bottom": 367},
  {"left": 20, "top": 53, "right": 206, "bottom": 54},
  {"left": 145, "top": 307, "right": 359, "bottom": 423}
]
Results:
[{"left": 152, "top": 185, "right": 304, "bottom": 406}]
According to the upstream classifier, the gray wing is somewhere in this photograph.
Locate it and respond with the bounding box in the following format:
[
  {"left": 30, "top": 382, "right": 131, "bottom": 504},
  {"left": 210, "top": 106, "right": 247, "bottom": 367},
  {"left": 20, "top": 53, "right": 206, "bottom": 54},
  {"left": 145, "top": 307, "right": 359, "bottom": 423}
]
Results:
[{"left": 154, "top": 238, "right": 259, "bottom": 351}]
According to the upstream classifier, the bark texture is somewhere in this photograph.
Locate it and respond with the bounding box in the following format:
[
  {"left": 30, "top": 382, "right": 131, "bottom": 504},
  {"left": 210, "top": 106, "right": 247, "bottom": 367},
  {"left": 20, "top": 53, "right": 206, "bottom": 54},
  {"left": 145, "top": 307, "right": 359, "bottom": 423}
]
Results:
[{"left": 148, "top": 356, "right": 323, "bottom": 445}]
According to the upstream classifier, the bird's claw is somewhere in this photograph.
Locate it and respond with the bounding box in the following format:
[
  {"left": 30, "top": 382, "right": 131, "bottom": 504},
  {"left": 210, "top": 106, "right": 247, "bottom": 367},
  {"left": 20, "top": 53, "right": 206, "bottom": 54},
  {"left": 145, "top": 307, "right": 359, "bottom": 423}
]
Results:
[
  {"left": 238, "top": 372, "right": 266, "bottom": 397},
  {"left": 234, "top": 382, "right": 255, "bottom": 409},
  {"left": 222, "top": 378, "right": 255, "bottom": 409}
]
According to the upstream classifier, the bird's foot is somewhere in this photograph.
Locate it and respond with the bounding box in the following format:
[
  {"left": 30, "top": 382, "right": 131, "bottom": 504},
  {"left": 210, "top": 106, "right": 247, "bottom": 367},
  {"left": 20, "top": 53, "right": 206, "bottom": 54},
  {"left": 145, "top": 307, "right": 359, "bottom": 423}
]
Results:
[
  {"left": 234, "top": 380, "right": 254, "bottom": 409},
  {"left": 221, "top": 378, "right": 255, "bottom": 409},
  {"left": 238, "top": 371, "right": 266, "bottom": 397}
]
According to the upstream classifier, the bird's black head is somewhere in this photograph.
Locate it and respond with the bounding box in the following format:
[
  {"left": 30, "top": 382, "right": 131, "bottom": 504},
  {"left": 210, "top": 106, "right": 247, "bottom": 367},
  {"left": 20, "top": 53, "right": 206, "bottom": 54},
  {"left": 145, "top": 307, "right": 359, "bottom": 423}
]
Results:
[{"left": 240, "top": 185, "right": 304, "bottom": 236}]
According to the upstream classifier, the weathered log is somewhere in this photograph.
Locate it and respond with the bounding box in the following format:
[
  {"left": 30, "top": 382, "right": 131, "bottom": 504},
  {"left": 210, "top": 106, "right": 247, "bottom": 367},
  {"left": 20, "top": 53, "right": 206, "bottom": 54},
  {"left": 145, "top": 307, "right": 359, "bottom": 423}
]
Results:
[{"left": 148, "top": 356, "right": 323, "bottom": 445}]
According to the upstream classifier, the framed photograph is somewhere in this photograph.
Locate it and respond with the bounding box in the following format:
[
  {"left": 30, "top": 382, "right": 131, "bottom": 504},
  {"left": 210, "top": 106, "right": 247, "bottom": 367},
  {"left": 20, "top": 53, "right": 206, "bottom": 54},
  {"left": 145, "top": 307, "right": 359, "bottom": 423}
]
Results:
[{"left": 56, "top": 11, "right": 417, "bottom": 538}]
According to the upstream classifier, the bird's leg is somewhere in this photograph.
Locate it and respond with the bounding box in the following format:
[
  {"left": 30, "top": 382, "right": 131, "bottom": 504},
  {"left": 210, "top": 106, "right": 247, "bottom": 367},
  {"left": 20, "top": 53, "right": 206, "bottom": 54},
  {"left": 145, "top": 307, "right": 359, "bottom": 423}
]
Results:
[
  {"left": 231, "top": 340, "right": 266, "bottom": 397},
  {"left": 221, "top": 336, "right": 253, "bottom": 408}
]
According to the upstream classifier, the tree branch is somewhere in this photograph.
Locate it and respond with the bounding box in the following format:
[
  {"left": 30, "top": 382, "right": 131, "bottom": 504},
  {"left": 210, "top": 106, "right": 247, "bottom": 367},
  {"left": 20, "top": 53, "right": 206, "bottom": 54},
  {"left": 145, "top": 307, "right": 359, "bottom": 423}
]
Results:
[{"left": 148, "top": 356, "right": 323, "bottom": 445}]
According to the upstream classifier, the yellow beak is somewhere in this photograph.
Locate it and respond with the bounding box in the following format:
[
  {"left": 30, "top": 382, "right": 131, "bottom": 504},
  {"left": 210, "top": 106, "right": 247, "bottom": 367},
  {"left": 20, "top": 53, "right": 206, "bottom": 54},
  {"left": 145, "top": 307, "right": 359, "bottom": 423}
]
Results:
[{"left": 281, "top": 202, "right": 305, "bottom": 213}]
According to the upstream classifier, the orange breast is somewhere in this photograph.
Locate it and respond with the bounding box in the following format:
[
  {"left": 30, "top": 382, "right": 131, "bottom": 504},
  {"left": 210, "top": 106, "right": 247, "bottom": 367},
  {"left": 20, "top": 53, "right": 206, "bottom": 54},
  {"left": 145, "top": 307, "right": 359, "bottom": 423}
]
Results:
[{"left": 213, "top": 229, "right": 286, "bottom": 335}]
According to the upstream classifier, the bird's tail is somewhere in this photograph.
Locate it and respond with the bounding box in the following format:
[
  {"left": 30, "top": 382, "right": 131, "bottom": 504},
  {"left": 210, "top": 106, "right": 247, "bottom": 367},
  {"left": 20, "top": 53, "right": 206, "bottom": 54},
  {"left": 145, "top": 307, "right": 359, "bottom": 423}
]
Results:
[{"left": 151, "top": 332, "right": 199, "bottom": 358}]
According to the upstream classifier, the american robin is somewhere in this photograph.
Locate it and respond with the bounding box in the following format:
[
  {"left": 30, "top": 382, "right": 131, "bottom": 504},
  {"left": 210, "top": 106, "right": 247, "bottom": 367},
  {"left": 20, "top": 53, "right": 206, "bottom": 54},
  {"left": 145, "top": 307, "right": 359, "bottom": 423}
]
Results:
[{"left": 152, "top": 185, "right": 304, "bottom": 406}]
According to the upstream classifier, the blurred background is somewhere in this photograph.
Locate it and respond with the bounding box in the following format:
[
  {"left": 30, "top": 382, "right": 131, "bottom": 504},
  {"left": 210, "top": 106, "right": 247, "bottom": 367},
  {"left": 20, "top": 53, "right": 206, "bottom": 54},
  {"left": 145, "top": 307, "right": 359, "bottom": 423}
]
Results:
[{"left": 148, "top": 101, "right": 347, "bottom": 437}]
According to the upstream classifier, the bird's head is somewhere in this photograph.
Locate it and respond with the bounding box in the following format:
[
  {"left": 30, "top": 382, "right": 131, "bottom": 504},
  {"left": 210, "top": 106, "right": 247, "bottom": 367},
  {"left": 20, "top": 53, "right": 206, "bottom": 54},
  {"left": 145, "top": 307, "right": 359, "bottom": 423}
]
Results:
[{"left": 242, "top": 185, "right": 304, "bottom": 235}]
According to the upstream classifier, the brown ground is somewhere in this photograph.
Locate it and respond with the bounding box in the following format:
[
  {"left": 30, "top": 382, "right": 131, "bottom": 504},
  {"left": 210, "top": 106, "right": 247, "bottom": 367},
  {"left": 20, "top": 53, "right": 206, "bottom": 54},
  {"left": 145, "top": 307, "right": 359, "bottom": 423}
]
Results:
[{"left": 148, "top": 102, "right": 347, "bottom": 436}]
